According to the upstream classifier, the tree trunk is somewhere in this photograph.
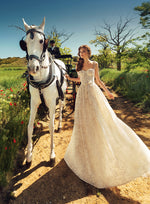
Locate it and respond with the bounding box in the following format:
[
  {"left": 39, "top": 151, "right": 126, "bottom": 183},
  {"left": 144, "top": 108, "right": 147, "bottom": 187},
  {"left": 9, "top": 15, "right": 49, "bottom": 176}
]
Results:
[
  {"left": 117, "top": 60, "right": 121, "bottom": 71},
  {"left": 116, "top": 50, "right": 121, "bottom": 71}
]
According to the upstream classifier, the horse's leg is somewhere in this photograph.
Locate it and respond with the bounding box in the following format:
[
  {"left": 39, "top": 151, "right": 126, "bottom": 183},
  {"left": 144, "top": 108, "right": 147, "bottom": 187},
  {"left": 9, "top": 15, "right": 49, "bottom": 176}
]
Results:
[
  {"left": 27, "top": 100, "right": 39, "bottom": 166},
  {"left": 57, "top": 99, "right": 63, "bottom": 132},
  {"left": 49, "top": 103, "right": 56, "bottom": 167}
]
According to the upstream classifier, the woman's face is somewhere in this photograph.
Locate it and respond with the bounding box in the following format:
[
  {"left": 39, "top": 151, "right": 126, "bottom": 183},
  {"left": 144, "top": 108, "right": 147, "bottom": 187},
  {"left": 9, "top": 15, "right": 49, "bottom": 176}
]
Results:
[{"left": 79, "top": 48, "right": 89, "bottom": 59}]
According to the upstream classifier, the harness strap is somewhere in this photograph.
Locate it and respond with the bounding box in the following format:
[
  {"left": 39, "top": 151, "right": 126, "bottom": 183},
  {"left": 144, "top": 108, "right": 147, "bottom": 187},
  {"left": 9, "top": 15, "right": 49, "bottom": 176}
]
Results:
[
  {"left": 24, "top": 28, "right": 47, "bottom": 65},
  {"left": 56, "top": 79, "right": 64, "bottom": 101},
  {"left": 27, "top": 67, "right": 55, "bottom": 114},
  {"left": 28, "top": 54, "right": 43, "bottom": 62},
  {"left": 26, "top": 29, "right": 46, "bottom": 39},
  {"left": 60, "top": 67, "right": 64, "bottom": 87},
  {"left": 53, "top": 60, "right": 67, "bottom": 74},
  {"left": 28, "top": 64, "right": 55, "bottom": 89},
  {"left": 27, "top": 58, "right": 65, "bottom": 105},
  {"left": 53, "top": 60, "right": 66, "bottom": 101},
  {"left": 29, "top": 75, "right": 55, "bottom": 89}
]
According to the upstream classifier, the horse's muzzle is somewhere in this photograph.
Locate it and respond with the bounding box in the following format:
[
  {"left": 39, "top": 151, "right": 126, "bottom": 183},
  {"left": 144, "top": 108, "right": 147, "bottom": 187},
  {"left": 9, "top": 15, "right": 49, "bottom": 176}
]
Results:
[{"left": 28, "top": 66, "right": 40, "bottom": 75}]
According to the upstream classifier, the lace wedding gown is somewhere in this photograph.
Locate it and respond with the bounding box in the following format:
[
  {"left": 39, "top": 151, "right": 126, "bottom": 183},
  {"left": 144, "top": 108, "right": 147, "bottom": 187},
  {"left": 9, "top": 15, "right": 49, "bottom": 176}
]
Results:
[{"left": 64, "top": 68, "right": 150, "bottom": 188}]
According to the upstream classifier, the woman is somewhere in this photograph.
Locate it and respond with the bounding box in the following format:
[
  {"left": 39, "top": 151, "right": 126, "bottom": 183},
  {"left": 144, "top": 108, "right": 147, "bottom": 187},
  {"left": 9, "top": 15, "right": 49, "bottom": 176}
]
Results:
[{"left": 64, "top": 45, "right": 150, "bottom": 188}]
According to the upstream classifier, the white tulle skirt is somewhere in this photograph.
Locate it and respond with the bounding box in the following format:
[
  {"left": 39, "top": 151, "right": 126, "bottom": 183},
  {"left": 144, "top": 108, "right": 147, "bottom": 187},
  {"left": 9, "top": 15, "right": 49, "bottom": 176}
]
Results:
[{"left": 64, "top": 82, "right": 150, "bottom": 188}]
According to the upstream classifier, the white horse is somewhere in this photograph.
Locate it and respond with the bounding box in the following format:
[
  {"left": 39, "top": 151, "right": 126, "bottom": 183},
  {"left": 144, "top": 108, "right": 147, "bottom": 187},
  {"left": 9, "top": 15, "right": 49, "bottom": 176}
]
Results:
[{"left": 20, "top": 17, "right": 67, "bottom": 167}]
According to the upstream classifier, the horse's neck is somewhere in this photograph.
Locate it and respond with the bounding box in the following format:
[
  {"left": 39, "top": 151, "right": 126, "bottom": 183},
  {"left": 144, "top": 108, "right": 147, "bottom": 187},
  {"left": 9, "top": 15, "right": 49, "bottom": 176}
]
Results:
[{"left": 33, "top": 51, "right": 50, "bottom": 82}]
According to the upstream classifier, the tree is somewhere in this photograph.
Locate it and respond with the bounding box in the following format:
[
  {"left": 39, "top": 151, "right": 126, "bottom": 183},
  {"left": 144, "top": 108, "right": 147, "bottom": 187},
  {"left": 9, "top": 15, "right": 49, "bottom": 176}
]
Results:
[
  {"left": 94, "top": 18, "right": 134, "bottom": 70},
  {"left": 134, "top": 1, "right": 150, "bottom": 28},
  {"left": 90, "top": 36, "right": 113, "bottom": 68},
  {"left": 47, "top": 26, "right": 73, "bottom": 55}
]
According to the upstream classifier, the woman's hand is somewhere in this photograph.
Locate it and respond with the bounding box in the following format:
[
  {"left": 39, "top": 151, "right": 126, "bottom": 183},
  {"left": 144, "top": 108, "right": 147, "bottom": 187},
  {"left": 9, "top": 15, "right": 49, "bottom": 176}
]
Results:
[
  {"left": 65, "top": 74, "right": 81, "bottom": 83},
  {"left": 65, "top": 74, "right": 70, "bottom": 80},
  {"left": 107, "top": 91, "right": 114, "bottom": 100}
]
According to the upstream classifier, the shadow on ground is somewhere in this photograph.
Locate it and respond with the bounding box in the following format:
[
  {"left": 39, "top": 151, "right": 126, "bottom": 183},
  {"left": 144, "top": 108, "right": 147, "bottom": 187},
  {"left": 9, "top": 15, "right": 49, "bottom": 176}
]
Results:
[{"left": 8, "top": 159, "right": 140, "bottom": 204}]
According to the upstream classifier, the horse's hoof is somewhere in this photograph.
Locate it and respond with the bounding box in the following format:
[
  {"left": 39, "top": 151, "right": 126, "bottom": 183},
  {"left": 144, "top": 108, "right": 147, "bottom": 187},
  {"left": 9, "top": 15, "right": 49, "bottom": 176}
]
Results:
[
  {"left": 26, "top": 161, "right": 32, "bottom": 168},
  {"left": 49, "top": 158, "right": 56, "bottom": 167}
]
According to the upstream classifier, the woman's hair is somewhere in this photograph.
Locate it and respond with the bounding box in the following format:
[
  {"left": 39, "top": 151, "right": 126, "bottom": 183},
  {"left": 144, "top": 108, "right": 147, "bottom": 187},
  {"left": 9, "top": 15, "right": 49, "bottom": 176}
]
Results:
[{"left": 76, "top": 45, "right": 91, "bottom": 71}]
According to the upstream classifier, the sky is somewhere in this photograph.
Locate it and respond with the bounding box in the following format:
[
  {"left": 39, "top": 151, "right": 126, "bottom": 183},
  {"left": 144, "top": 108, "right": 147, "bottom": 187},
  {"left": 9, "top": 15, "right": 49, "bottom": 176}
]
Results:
[{"left": 0, "top": 0, "right": 146, "bottom": 58}]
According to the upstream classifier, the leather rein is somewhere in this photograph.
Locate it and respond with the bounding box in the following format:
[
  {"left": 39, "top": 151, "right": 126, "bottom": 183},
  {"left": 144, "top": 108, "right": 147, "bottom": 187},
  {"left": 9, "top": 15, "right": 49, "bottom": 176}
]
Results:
[
  {"left": 25, "top": 28, "right": 47, "bottom": 64},
  {"left": 22, "top": 28, "right": 66, "bottom": 102}
]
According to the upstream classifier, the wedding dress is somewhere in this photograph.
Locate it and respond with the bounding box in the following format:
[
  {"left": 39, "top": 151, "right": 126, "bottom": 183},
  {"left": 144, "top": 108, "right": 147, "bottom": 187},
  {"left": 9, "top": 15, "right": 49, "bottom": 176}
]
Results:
[{"left": 64, "top": 67, "right": 150, "bottom": 188}]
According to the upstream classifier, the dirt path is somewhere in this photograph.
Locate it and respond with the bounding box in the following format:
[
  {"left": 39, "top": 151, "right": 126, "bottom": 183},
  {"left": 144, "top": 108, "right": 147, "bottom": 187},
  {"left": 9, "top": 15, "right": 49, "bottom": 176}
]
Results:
[{"left": 1, "top": 90, "right": 150, "bottom": 204}]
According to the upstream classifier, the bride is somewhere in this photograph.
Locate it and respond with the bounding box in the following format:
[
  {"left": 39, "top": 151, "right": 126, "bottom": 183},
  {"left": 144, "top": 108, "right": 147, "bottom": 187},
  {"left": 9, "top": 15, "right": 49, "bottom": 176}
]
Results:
[{"left": 64, "top": 45, "right": 150, "bottom": 188}]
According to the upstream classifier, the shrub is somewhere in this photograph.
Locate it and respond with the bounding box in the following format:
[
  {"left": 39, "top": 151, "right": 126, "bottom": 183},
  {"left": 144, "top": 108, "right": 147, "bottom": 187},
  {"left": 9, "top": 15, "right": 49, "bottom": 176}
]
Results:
[
  {"left": 0, "top": 74, "right": 30, "bottom": 187},
  {"left": 100, "top": 68, "right": 150, "bottom": 111}
]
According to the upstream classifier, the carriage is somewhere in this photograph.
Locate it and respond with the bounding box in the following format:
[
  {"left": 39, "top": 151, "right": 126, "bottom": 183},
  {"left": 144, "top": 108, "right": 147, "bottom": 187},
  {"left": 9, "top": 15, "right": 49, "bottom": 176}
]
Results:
[{"left": 57, "top": 54, "right": 80, "bottom": 108}]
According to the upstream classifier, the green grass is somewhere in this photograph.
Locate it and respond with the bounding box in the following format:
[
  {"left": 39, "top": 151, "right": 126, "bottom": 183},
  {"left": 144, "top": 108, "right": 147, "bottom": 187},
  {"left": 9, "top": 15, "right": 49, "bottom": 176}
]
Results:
[
  {"left": 100, "top": 68, "right": 150, "bottom": 112},
  {"left": 0, "top": 69, "right": 26, "bottom": 88},
  {"left": 0, "top": 68, "right": 30, "bottom": 187}
]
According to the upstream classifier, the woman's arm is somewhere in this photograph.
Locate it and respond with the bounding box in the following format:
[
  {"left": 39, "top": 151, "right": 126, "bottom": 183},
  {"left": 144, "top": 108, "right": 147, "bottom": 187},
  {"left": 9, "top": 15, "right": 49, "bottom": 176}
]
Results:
[
  {"left": 94, "top": 62, "right": 114, "bottom": 99},
  {"left": 65, "top": 74, "right": 81, "bottom": 83}
]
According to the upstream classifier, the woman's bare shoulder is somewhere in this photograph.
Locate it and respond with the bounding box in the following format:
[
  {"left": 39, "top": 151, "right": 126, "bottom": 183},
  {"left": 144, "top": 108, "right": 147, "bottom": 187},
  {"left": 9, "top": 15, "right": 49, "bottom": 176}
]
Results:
[{"left": 92, "top": 61, "right": 98, "bottom": 68}]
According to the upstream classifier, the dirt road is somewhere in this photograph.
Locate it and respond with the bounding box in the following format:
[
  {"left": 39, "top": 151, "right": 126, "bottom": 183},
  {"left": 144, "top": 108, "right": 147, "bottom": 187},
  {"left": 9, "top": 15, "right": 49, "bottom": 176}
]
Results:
[{"left": 1, "top": 90, "right": 150, "bottom": 204}]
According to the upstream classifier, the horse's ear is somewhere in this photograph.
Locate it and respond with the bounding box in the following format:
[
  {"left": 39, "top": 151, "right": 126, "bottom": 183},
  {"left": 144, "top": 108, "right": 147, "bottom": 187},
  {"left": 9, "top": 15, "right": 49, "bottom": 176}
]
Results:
[
  {"left": 22, "top": 18, "right": 30, "bottom": 31},
  {"left": 39, "top": 17, "right": 45, "bottom": 31},
  {"left": 43, "top": 39, "right": 48, "bottom": 52},
  {"left": 20, "top": 40, "right": 27, "bottom": 51}
]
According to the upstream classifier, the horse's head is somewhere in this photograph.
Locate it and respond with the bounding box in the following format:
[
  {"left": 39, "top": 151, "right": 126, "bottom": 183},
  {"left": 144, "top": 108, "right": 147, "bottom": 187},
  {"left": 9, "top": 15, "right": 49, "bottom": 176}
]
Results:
[{"left": 20, "top": 17, "right": 48, "bottom": 76}]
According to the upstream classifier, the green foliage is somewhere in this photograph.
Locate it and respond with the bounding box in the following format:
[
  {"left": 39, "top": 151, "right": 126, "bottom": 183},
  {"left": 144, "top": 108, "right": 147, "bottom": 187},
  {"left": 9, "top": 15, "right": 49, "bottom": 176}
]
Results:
[
  {"left": 59, "top": 47, "right": 72, "bottom": 55},
  {"left": 47, "top": 32, "right": 61, "bottom": 48},
  {"left": 90, "top": 36, "right": 115, "bottom": 68},
  {"left": 90, "top": 35, "right": 109, "bottom": 50},
  {"left": 135, "top": 2, "right": 150, "bottom": 28},
  {"left": 47, "top": 26, "right": 72, "bottom": 55},
  {"left": 122, "top": 46, "right": 150, "bottom": 72},
  {"left": 91, "top": 30, "right": 150, "bottom": 71},
  {"left": 92, "top": 18, "right": 134, "bottom": 70},
  {"left": 0, "top": 69, "right": 30, "bottom": 187},
  {"left": 100, "top": 68, "right": 150, "bottom": 112},
  {"left": 92, "top": 50, "right": 114, "bottom": 69}
]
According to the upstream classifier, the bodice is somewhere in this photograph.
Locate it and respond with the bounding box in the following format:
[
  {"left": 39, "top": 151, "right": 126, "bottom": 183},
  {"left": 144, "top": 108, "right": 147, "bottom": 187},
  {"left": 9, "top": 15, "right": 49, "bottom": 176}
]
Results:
[{"left": 78, "top": 68, "right": 95, "bottom": 86}]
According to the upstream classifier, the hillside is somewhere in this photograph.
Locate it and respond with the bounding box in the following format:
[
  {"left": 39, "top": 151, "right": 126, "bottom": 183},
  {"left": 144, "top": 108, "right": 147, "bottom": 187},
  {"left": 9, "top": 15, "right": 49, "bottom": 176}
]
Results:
[{"left": 0, "top": 57, "right": 27, "bottom": 68}]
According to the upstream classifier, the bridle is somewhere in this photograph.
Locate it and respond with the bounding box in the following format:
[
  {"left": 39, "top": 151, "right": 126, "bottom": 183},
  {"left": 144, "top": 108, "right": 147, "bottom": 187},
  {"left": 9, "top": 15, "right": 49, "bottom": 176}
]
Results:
[
  {"left": 20, "top": 28, "right": 66, "bottom": 102},
  {"left": 19, "top": 28, "right": 48, "bottom": 65}
]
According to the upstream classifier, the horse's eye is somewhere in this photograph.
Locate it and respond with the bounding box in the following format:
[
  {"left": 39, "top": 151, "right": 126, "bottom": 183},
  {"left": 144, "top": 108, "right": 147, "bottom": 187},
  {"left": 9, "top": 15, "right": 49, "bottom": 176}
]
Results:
[{"left": 40, "top": 40, "right": 43, "bottom": 44}]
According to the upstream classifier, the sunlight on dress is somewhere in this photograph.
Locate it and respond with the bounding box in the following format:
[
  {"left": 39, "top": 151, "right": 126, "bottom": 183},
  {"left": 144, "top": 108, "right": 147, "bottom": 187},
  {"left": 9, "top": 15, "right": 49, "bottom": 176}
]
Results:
[{"left": 64, "top": 68, "right": 150, "bottom": 188}]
